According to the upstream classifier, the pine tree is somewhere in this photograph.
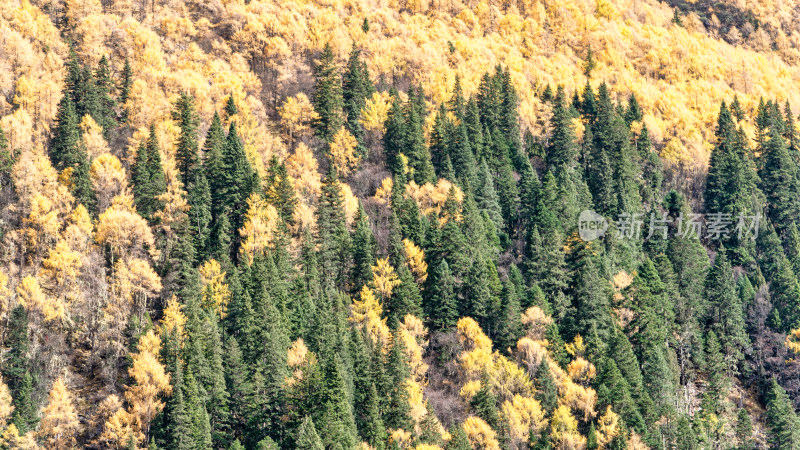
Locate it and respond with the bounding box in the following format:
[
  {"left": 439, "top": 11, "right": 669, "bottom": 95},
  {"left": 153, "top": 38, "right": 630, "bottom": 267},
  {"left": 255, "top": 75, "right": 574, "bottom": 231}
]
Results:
[
  {"left": 475, "top": 160, "right": 504, "bottom": 231},
  {"left": 173, "top": 93, "right": 201, "bottom": 187},
  {"left": 119, "top": 57, "right": 133, "bottom": 107},
  {"left": 264, "top": 155, "right": 297, "bottom": 225},
  {"left": 425, "top": 259, "right": 459, "bottom": 331},
  {"left": 223, "top": 95, "right": 238, "bottom": 119},
  {"left": 350, "top": 329, "right": 386, "bottom": 448},
  {"left": 734, "top": 408, "right": 754, "bottom": 450},
  {"left": 295, "top": 416, "right": 324, "bottom": 450},
  {"left": 383, "top": 92, "right": 406, "bottom": 175},
  {"left": 760, "top": 112, "right": 799, "bottom": 232},
  {"left": 446, "top": 425, "right": 472, "bottom": 450},
  {"left": 222, "top": 122, "right": 257, "bottom": 233},
  {"left": 534, "top": 359, "right": 558, "bottom": 414},
  {"left": 546, "top": 86, "right": 579, "bottom": 169},
  {"left": 404, "top": 87, "right": 436, "bottom": 184},
  {"left": 496, "top": 280, "right": 523, "bottom": 352},
  {"left": 0, "top": 125, "right": 12, "bottom": 191},
  {"left": 315, "top": 355, "right": 358, "bottom": 449},
  {"left": 342, "top": 47, "right": 373, "bottom": 155},
  {"left": 766, "top": 379, "right": 800, "bottom": 449},
  {"left": 50, "top": 92, "right": 81, "bottom": 171},
  {"left": 704, "top": 250, "right": 748, "bottom": 366},
  {"left": 312, "top": 44, "right": 343, "bottom": 141},
  {"left": 3, "top": 306, "right": 36, "bottom": 433},
  {"left": 94, "top": 55, "right": 118, "bottom": 135}
]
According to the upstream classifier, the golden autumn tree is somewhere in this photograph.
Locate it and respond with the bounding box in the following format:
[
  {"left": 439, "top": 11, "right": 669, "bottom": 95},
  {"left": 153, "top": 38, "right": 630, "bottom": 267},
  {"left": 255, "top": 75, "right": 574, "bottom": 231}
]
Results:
[
  {"left": 328, "top": 127, "right": 360, "bottom": 177},
  {"left": 199, "top": 259, "right": 231, "bottom": 318},
  {"left": 279, "top": 93, "right": 320, "bottom": 145},
  {"left": 37, "top": 377, "right": 81, "bottom": 449},
  {"left": 371, "top": 257, "right": 401, "bottom": 301},
  {"left": 239, "top": 193, "right": 280, "bottom": 263},
  {"left": 0, "top": 377, "right": 12, "bottom": 429},
  {"left": 90, "top": 154, "right": 127, "bottom": 213},
  {"left": 403, "top": 239, "right": 428, "bottom": 285},
  {"left": 108, "top": 330, "right": 171, "bottom": 447}
]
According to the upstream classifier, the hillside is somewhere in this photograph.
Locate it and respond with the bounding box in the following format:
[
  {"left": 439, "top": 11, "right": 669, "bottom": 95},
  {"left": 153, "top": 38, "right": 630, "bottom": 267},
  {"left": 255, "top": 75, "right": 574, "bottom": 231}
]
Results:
[{"left": 2, "top": 0, "right": 800, "bottom": 448}]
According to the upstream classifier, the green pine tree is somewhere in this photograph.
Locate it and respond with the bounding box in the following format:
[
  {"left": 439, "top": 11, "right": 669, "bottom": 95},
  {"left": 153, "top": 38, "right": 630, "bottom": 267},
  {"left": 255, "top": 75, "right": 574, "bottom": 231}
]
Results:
[{"left": 312, "top": 43, "right": 344, "bottom": 141}]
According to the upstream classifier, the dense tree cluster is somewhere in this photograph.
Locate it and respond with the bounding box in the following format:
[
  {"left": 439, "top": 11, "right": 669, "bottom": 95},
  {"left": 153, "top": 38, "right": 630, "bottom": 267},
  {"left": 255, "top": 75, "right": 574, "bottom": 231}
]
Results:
[{"left": 3, "top": 0, "right": 800, "bottom": 449}]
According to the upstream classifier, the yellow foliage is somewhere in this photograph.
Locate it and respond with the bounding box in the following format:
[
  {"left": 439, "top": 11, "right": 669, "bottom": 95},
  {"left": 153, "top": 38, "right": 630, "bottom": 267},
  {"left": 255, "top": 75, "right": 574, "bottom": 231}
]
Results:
[
  {"left": 371, "top": 257, "right": 401, "bottom": 299},
  {"left": 502, "top": 395, "right": 547, "bottom": 443},
  {"left": 17, "top": 275, "right": 63, "bottom": 322},
  {"left": 339, "top": 181, "right": 360, "bottom": 226},
  {"left": 91, "top": 153, "right": 127, "bottom": 213},
  {"left": 160, "top": 296, "right": 187, "bottom": 343},
  {"left": 239, "top": 193, "right": 280, "bottom": 263},
  {"left": 350, "top": 285, "right": 391, "bottom": 351},
  {"left": 286, "top": 143, "right": 321, "bottom": 204},
  {"left": 521, "top": 306, "right": 553, "bottom": 340},
  {"left": 124, "top": 330, "right": 172, "bottom": 446},
  {"left": 565, "top": 335, "right": 586, "bottom": 358},
  {"left": 96, "top": 197, "right": 157, "bottom": 261},
  {"left": 389, "top": 428, "right": 414, "bottom": 448},
  {"left": 0, "top": 424, "right": 39, "bottom": 450},
  {"left": 0, "top": 271, "right": 10, "bottom": 333},
  {"left": 80, "top": 115, "right": 109, "bottom": 159},
  {"left": 566, "top": 357, "right": 597, "bottom": 384},
  {"left": 785, "top": 327, "right": 800, "bottom": 357},
  {"left": 516, "top": 337, "right": 549, "bottom": 374},
  {"left": 403, "top": 239, "right": 428, "bottom": 284},
  {"left": 37, "top": 377, "right": 80, "bottom": 449},
  {"left": 596, "top": 406, "right": 620, "bottom": 448},
  {"left": 399, "top": 315, "right": 429, "bottom": 383},
  {"left": 462, "top": 416, "right": 500, "bottom": 450},
  {"left": 329, "top": 128, "right": 359, "bottom": 177},
  {"left": 374, "top": 177, "right": 394, "bottom": 205},
  {"left": 0, "top": 377, "right": 13, "bottom": 429},
  {"left": 279, "top": 93, "right": 319, "bottom": 142},
  {"left": 199, "top": 259, "right": 231, "bottom": 318},
  {"left": 361, "top": 91, "right": 392, "bottom": 132},
  {"left": 405, "top": 179, "right": 464, "bottom": 219},
  {"left": 551, "top": 405, "right": 584, "bottom": 448},
  {"left": 40, "top": 240, "right": 83, "bottom": 290},
  {"left": 457, "top": 317, "right": 493, "bottom": 351}
]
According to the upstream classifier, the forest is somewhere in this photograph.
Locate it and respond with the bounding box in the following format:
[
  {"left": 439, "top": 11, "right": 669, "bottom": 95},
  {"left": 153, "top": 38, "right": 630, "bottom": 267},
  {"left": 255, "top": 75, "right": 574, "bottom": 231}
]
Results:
[{"left": 2, "top": 0, "right": 800, "bottom": 448}]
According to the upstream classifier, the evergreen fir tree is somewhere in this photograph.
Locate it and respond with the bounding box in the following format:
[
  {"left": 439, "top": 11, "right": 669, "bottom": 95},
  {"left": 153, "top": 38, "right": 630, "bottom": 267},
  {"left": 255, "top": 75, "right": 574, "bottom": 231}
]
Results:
[
  {"left": 425, "top": 259, "right": 459, "bottom": 331},
  {"left": 766, "top": 379, "right": 800, "bottom": 450},
  {"left": 342, "top": 47, "right": 373, "bottom": 155},
  {"left": 172, "top": 93, "right": 201, "bottom": 187},
  {"left": 295, "top": 416, "right": 324, "bottom": 450},
  {"left": 312, "top": 44, "right": 344, "bottom": 141},
  {"left": 534, "top": 358, "right": 558, "bottom": 414}
]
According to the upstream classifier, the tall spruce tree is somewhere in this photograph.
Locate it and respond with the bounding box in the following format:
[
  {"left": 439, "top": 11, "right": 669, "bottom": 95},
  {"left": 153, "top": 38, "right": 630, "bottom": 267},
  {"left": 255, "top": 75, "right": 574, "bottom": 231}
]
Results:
[{"left": 312, "top": 43, "right": 343, "bottom": 141}]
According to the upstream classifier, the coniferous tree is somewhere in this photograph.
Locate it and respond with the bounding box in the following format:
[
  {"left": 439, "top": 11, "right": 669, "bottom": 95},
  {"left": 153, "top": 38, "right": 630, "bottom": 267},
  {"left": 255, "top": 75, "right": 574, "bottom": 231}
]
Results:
[
  {"left": 342, "top": 47, "right": 373, "bottom": 156},
  {"left": 546, "top": 86, "right": 579, "bottom": 169},
  {"left": 312, "top": 44, "right": 343, "bottom": 141},
  {"left": 222, "top": 122, "right": 257, "bottom": 233},
  {"left": 264, "top": 155, "right": 297, "bottom": 225},
  {"left": 173, "top": 93, "right": 201, "bottom": 187},
  {"left": 119, "top": 57, "right": 133, "bottom": 107},
  {"left": 760, "top": 112, "right": 799, "bottom": 232},
  {"left": 295, "top": 416, "right": 324, "bottom": 450},
  {"left": 425, "top": 259, "right": 458, "bottom": 331},
  {"left": 734, "top": 408, "right": 754, "bottom": 450},
  {"left": 766, "top": 379, "right": 800, "bottom": 449},
  {"left": 3, "top": 306, "right": 37, "bottom": 433},
  {"left": 94, "top": 55, "right": 117, "bottom": 135},
  {"left": 534, "top": 358, "right": 558, "bottom": 414},
  {"left": 704, "top": 250, "right": 748, "bottom": 367}
]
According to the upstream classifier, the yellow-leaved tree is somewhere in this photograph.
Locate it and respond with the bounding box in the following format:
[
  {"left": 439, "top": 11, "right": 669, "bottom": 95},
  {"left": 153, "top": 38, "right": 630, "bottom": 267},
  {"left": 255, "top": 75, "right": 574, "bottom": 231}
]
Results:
[
  {"left": 37, "top": 377, "right": 81, "bottom": 449},
  {"left": 239, "top": 193, "right": 280, "bottom": 263},
  {"left": 371, "top": 257, "right": 401, "bottom": 301},
  {"left": 104, "top": 330, "right": 171, "bottom": 447},
  {"left": 329, "top": 127, "right": 360, "bottom": 177},
  {"left": 199, "top": 259, "right": 231, "bottom": 318}
]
